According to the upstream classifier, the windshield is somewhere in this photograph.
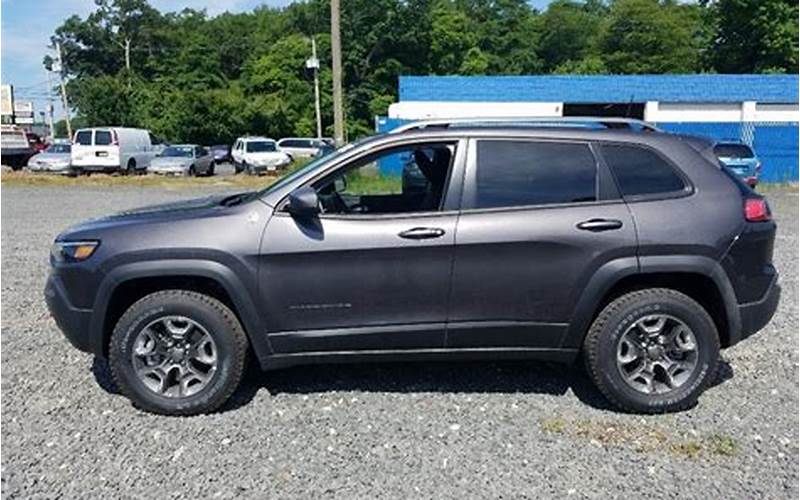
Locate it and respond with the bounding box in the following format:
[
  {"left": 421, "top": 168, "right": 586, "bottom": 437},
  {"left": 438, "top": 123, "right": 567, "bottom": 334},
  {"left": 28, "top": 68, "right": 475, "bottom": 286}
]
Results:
[
  {"left": 246, "top": 141, "right": 276, "bottom": 153},
  {"left": 714, "top": 144, "right": 754, "bottom": 159},
  {"left": 47, "top": 144, "right": 71, "bottom": 154},
  {"left": 160, "top": 146, "right": 194, "bottom": 158}
]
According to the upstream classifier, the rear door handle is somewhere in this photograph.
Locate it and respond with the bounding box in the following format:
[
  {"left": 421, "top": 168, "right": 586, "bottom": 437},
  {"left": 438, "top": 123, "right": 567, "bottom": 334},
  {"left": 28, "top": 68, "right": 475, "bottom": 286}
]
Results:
[
  {"left": 398, "top": 227, "right": 446, "bottom": 240},
  {"left": 576, "top": 218, "right": 623, "bottom": 232}
]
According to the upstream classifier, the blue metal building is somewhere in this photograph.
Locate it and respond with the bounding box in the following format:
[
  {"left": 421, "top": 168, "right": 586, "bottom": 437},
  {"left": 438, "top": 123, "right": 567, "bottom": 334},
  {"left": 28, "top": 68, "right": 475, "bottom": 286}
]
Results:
[{"left": 379, "top": 75, "right": 799, "bottom": 183}]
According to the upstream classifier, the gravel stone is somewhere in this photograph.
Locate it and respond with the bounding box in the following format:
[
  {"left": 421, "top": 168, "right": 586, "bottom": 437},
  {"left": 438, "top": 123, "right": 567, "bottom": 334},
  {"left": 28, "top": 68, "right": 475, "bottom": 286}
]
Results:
[{"left": 1, "top": 185, "right": 797, "bottom": 499}]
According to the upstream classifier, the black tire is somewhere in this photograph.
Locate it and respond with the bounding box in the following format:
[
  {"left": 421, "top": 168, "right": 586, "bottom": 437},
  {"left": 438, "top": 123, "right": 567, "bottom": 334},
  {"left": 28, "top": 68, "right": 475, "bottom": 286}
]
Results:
[
  {"left": 582, "top": 288, "right": 720, "bottom": 414},
  {"left": 124, "top": 159, "right": 136, "bottom": 175},
  {"left": 188, "top": 165, "right": 196, "bottom": 177},
  {"left": 208, "top": 161, "right": 215, "bottom": 177},
  {"left": 244, "top": 162, "right": 253, "bottom": 175},
  {"left": 109, "top": 290, "right": 248, "bottom": 416}
]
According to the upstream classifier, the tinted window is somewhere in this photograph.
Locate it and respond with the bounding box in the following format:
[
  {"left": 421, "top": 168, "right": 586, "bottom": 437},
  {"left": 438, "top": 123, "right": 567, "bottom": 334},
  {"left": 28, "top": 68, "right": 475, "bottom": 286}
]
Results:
[
  {"left": 472, "top": 140, "right": 597, "bottom": 209},
  {"left": 95, "top": 130, "right": 112, "bottom": 146},
  {"left": 714, "top": 143, "right": 754, "bottom": 159},
  {"left": 75, "top": 130, "right": 92, "bottom": 145},
  {"left": 600, "top": 144, "right": 685, "bottom": 197}
]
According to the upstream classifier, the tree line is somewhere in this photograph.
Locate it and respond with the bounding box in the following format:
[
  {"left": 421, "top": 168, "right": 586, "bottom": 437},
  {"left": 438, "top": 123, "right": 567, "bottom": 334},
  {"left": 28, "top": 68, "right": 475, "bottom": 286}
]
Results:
[{"left": 49, "top": 0, "right": 799, "bottom": 144}]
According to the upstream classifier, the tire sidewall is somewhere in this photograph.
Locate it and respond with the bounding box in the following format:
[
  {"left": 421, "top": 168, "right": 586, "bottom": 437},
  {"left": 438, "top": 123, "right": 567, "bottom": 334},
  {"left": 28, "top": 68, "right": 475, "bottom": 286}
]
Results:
[
  {"left": 595, "top": 295, "right": 719, "bottom": 412},
  {"left": 111, "top": 296, "right": 240, "bottom": 413}
]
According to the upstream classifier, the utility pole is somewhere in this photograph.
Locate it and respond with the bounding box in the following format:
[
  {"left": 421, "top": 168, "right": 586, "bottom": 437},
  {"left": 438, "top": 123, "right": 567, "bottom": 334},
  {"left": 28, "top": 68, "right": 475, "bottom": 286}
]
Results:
[
  {"left": 306, "top": 37, "right": 323, "bottom": 139},
  {"left": 45, "top": 69, "right": 55, "bottom": 141},
  {"left": 330, "top": 0, "right": 344, "bottom": 147},
  {"left": 54, "top": 42, "right": 72, "bottom": 139}
]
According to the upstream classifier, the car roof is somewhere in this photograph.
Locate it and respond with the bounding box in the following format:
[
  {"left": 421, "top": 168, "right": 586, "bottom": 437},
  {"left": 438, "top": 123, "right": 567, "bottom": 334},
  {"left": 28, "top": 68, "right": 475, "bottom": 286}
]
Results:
[{"left": 239, "top": 136, "right": 275, "bottom": 142}]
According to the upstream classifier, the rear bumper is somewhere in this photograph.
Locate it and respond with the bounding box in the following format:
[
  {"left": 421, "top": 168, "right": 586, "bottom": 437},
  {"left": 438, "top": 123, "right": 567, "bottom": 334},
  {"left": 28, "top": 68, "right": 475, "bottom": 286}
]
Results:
[
  {"left": 736, "top": 274, "right": 780, "bottom": 343},
  {"left": 44, "top": 273, "right": 94, "bottom": 353}
]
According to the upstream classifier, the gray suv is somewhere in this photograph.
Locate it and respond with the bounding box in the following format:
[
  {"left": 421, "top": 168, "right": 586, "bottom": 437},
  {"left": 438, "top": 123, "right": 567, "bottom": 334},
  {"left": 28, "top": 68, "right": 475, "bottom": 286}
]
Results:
[{"left": 45, "top": 118, "right": 780, "bottom": 415}]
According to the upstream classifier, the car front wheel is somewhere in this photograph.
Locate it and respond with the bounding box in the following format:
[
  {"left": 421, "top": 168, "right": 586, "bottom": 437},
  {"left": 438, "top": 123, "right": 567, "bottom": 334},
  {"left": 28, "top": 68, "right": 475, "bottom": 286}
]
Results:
[
  {"left": 109, "top": 290, "right": 248, "bottom": 415},
  {"left": 583, "top": 288, "right": 720, "bottom": 414}
]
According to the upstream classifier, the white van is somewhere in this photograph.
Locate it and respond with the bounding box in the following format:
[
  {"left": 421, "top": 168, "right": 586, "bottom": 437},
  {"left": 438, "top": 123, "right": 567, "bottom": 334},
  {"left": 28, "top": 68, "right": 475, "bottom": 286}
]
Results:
[{"left": 71, "top": 127, "right": 153, "bottom": 174}]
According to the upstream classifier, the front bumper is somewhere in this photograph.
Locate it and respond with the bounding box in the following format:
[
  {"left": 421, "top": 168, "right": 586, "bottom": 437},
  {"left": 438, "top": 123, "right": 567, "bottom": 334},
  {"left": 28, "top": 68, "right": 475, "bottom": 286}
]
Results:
[
  {"left": 44, "top": 273, "right": 93, "bottom": 353},
  {"left": 737, "top": 274, "right": 781, "bottom": 342}
]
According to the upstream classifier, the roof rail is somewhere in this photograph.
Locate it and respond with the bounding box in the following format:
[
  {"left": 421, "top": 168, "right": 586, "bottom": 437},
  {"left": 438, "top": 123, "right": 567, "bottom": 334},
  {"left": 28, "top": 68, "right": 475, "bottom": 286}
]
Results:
[{"left": 388, "top": 116, "right": 661, "bottom": 134}]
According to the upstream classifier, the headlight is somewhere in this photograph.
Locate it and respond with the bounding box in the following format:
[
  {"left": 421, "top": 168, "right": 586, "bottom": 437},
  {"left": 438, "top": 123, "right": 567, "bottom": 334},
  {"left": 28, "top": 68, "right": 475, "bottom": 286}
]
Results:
[{"left": 50, "top": 240, "right": 100, "bottom": 263}]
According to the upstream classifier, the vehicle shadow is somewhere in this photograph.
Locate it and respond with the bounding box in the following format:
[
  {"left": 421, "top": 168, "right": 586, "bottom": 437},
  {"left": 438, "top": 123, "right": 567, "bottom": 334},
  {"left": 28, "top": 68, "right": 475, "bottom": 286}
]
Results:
[{"left": 90, "top": 356, "right": 734, "bottom": 414}]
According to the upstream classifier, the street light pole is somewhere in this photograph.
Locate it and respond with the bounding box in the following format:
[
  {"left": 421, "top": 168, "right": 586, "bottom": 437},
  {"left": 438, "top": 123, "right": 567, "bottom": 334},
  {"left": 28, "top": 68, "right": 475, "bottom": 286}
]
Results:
[
  {"left": 330, "top": 0, "right": 344, "bottom": 147},
  {"left": 307, "top": 37, "right": 323, "bottom": 139}
]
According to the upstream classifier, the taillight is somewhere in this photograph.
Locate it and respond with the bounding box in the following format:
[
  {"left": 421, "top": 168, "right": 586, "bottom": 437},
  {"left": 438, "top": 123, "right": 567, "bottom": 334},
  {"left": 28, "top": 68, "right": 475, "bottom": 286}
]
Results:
[
  {"left": 755, "top": 161, "right": 762, "bottom": 174},
  {"left": 744, "top": 198, "right": 771, "bottom": 222},
  {"left": 112, "top": 130, "right": 119, "bottom": 146}
]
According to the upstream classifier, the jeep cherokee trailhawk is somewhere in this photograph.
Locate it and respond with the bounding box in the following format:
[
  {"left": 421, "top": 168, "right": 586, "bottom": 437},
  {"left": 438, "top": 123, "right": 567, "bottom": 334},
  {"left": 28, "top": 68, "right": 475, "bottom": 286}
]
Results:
[{"left": 46, "top": 118, "right": 780, "bottom": 415}]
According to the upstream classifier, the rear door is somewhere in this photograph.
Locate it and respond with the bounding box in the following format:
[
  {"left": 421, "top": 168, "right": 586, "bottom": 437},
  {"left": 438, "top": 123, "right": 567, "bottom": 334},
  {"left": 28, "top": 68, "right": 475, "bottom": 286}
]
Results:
[{"left": 447, "top": 138, "right": 637, "bottom": 349}]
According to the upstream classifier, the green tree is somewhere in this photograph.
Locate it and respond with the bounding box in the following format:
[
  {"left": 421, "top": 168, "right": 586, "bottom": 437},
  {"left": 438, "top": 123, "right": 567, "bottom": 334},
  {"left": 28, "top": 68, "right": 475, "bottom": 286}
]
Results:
[
  {"left": 600, "top": 0, "right": 704, "bottom": 73},
  {"left": 706, "top": 0, "right": 798, "bottom": 73},
  {"left": 537, "top": 0, "right": 606, "bottom": 71}
]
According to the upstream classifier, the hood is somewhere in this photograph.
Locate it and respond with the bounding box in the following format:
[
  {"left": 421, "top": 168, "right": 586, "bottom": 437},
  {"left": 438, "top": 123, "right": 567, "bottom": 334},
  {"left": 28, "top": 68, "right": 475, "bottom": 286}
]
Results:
[
  {"left": 59, "top": 192, "right": 248, "bottom": 237},
  {"left": 151, "top": 157, "right": 192, "bottom": 168}
]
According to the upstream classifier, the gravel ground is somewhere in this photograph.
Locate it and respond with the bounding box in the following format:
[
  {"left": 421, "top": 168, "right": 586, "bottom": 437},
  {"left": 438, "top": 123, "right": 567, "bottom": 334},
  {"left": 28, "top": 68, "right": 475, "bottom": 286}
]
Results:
[{"left": 2, "top": 185, "right": 798, "bottom": 499}]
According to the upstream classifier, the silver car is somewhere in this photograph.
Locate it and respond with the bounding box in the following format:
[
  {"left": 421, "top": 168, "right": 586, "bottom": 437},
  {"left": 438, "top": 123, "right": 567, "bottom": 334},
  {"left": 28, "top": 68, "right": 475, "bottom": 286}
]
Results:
[
  {"left": 277, "top": 137, "right": 328, "bottom": 159},
  {"left": 148, "top": 144, "right": 215, "bottom": 176},
  {"left": 26, "top": 143, "right": 73, "bottom": 175}
]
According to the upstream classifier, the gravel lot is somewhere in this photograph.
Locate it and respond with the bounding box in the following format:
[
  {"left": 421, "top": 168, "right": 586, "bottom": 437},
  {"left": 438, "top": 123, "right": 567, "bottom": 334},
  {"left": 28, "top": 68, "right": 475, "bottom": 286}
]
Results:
[{"left": 2, "top": 185, "right": 798, "bottom": 499}]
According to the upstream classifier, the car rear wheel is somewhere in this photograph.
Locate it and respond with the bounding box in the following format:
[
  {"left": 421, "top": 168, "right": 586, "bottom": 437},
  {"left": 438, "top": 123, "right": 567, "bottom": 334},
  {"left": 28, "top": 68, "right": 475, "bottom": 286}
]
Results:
[
  {"left": 208, "top": 161, "right": 215, "bottom": 177},
  {"left": 582, "top": 288, "right": 719, "bottom": 414},
  {"left": 109, "top": 290, "right": 248, "bottom": 416},
  {"left": 123, "top": 159, "right": 136, "bottom": 175}
]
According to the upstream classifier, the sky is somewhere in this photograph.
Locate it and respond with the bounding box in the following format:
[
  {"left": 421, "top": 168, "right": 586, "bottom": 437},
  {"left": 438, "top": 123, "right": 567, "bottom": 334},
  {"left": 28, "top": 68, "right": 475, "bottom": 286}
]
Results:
[{"left": 0, "top": 0, "right": 553, "bottom": 123}]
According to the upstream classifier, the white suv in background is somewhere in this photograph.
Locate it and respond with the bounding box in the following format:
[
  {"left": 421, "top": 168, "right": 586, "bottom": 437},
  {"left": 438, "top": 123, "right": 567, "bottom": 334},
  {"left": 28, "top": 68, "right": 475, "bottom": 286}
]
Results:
[
  {"left": 231, "top": 137, "right": 292, "bottom": 175},
  {"left": 276, "top": 137, "right": 328, "bottom": 159}
]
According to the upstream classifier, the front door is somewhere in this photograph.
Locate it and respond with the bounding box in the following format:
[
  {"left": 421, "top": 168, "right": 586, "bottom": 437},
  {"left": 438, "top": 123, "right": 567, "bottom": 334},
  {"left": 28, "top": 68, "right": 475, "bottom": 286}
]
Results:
[
  {"left": 447, "top": 138, "right": 637, "bottom": 349},
  {"left": 259, "top": 140, "right": 464, "bottom": 353}
]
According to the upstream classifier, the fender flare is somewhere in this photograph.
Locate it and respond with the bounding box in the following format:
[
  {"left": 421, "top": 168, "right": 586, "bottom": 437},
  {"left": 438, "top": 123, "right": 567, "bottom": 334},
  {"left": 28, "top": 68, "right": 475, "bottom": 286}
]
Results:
[
  {"left": 88, "top": 259, "right": 272, "bottom": 363},
  {"left": 561, "top": 255, "right": 741, "bottom": 349}
]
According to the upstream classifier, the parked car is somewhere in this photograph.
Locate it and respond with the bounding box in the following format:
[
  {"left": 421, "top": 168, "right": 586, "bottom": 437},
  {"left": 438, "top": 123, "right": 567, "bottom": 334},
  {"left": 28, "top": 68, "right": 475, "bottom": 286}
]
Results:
[
  {"left": 26, "top": 142, "right": 73, "bottom": 175},
  {"left": 148, "top": 145, "right": 215, "bottom": 176},
  {"left": 26, "top": 132, "right": 48, "bottom": 153},
  {"left": 210, "top": 144, "right": 232, "bottom": 163},
  {"left": 277, "top": 137, "right": 328, "bottom": 159},
  {"left": 46, "top": 117, "right": 779, "bottom": 416},
  {"left": 314, "top": 143, "right": 336, "bottom": 158},
  {"left": 231, "top": 137, "right": 291, "bottom": 175},
  {"left": 71, "top": 127, "right": 153, "bottom": 174},
  {"left": 1, "top": 125, "right": 35, "bottom": 169},
  {"left": 713, "top": 141, "right": 761, "bottom": 187}
]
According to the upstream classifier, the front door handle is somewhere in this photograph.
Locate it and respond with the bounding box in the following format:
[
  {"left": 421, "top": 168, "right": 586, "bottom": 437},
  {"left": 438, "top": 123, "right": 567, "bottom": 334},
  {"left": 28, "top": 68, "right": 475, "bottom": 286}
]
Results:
[
  {"left": 398, "top": 227, "right": 446, "bottom": 240},
  {"left": 576, "top": 218, "right": 623, "bottom": 232}
]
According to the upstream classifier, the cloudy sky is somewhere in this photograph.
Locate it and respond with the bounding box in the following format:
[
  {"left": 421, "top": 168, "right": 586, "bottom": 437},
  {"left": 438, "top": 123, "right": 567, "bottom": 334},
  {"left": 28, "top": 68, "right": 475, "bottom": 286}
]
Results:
[{"left": 1, "top": 0, "right": 553, "bottom": 122}]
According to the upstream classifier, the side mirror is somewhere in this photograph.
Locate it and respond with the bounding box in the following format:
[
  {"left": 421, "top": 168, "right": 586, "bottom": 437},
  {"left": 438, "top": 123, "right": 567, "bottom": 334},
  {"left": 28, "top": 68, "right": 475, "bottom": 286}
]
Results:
[{"left": 286, "top": 186, "right": 320, "bottom": 217}]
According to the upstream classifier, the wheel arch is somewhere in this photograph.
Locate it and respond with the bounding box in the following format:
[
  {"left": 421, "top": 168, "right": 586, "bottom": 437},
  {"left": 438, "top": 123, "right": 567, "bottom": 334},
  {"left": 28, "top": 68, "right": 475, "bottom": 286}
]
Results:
[
  {"left": 90, "top": 260, "right": 272, "bottom": 362},
  {"left": 563, "top": 255, "right": 741, "bottom": 350}
]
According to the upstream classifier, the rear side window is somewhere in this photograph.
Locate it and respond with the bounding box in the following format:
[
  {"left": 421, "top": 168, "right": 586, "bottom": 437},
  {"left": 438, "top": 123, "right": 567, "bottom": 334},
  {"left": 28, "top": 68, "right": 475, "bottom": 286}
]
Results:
[
  {"left": 75, "top": 130, "right": 92, "bottom": 145},
  {"left": 599, "top": 144, "right": 685, "bottom": 197},
  {"left": 95, "top": 131, "right": 112, "bottom": 146},
  {"left": 471, "top": 140, "right": 597, "bottom": 209}
]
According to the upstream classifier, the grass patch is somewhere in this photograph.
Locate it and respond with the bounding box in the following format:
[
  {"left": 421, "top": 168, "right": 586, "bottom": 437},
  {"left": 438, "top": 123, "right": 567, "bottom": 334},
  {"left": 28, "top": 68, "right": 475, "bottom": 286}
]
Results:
[
  {"left": 706, "top": 434, "right": 738, "bottom": 456},
  {"left": 540, "top": 417, "right": 737, "bottom": 460},
  {"left": 755, "top": 182, "right": 798, "bottom": 194},
  {"left": 1, "top": 159, "right": 312, "bottom": 190},
  {"left": 540, "top": 418, "right": 567, "bottom": 434}
]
